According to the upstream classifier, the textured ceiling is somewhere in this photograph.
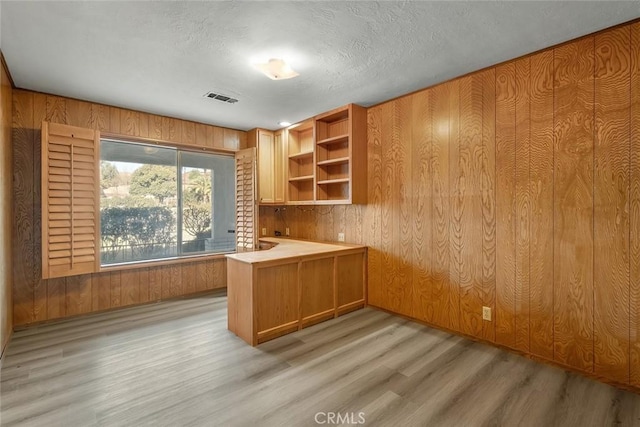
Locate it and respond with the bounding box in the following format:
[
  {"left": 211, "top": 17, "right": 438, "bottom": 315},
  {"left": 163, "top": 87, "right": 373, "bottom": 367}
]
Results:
[{"left": 2, "top": 1, "right": 639, "bottom": 131}]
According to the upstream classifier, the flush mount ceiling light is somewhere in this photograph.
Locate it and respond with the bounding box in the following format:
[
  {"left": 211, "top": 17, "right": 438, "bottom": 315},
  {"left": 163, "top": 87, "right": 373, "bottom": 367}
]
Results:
[
  {"left": 253, "top": 58, "right": 299, "bottom": 80},
  {"left": 278, "top": 121, "right": 292, "bottom": 127}
]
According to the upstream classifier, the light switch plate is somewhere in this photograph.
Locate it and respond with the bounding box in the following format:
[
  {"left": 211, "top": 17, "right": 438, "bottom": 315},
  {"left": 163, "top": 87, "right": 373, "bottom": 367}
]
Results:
[{"left": 262, "top": 228, "right": 266, "bottom": 236}]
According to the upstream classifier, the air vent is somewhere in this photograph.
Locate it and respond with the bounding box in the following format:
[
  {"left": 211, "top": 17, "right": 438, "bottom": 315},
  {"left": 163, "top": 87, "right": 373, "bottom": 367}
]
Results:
[{"left": 204, "top": 92, "right": 238, "bottom": 104}]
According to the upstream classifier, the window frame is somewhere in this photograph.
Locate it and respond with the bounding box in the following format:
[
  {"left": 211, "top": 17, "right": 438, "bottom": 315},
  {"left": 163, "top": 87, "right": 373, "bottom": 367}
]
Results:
[{"left": 99, "top": 135, "right": 237, "bottom": 269}]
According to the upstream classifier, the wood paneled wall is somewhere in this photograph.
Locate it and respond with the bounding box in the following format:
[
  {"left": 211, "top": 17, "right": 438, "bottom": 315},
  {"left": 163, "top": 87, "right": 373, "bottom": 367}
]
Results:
[
  {"left": 12, "top": 89, "right": 244, "bottom": 327},
  {"left": 259, "top": 21, "right": 640, "bottom": 389},
  {"left": 1, "top": 58, "right": 13, "bottom": 359}
]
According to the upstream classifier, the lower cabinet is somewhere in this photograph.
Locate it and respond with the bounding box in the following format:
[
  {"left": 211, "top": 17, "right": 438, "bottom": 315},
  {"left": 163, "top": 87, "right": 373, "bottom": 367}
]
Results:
[
  {"left": 227, "top": 247, "right": 367, "bottom": 346},
  {"left": 255, "top": 263, "right": 299, "bottom": 343},
  {"left": 336, "top": 253, "right": 365, "bottom": 313},
  {"left": 300, "top": 258, "right": 335, "bottom": 328}
]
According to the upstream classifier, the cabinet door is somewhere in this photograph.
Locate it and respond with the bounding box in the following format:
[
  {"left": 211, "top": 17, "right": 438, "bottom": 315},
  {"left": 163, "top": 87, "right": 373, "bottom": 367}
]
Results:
[
  {"left": 274, "top": 130, "right": 285, "bottom": 203},
  {"left": 257, "top": 130, "right": 275, "bottom": 203}
]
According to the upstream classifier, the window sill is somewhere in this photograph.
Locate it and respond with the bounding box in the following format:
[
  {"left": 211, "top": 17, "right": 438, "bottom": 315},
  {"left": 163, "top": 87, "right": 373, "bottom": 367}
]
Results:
[{"left": 99, "top": 251, "right": 234, "bottom": 273}]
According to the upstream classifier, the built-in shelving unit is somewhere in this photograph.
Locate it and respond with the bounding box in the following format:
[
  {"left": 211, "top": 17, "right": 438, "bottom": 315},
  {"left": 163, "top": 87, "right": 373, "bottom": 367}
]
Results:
[
  {"left": 286, "top": 119, "right": 315, "bottom": 203},
  {"left": 282, "top": 104, "right": 367, "bottom": 205},
  {"left": 314, "top": 104, "right": 367, "bottom": 204}
]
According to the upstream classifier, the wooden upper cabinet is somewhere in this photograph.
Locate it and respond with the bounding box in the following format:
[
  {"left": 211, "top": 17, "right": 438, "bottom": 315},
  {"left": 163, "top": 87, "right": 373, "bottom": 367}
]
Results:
[
  {"left": 41, "top": 122, "right": 101, "bottom": 279},
  {"left": 247, "top": 103, "right": 368, "bottom": 206},
  {"left": 285, "top": 103, "right": 367, "bottom": 205},
  {"left": 248, "top": 128, "right": 285, "bottom": 204},
  {"left": 314, "top": 104, "right": 367, "bottom": 204}
]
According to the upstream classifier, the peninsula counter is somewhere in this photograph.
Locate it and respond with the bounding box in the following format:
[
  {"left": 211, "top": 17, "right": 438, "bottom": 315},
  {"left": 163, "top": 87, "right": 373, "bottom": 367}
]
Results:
[{"left": 226, "top": 238, "right": 367, "bottom": 345}]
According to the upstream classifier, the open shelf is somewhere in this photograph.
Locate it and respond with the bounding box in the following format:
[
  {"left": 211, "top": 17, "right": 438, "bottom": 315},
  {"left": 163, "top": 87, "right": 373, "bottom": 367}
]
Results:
[
  {"left": 317, "top": 156, "right": 349, "bottom": 167},
  {"left": 317, "top": 134, "right": 349, "bottom": 146},
  {"left": 287, "top": 119, "right": 314, "bottom": 157},
  {"left": 289, "top": 175, "right": 314, "bottom": 182},
  {"left": 286, "top": 119, "right": 316, "bottom": 204},
  {"left": 317, "top": 178, "right": 349, "bottom": 185},
  {"left": 288, "top": 179, "right": 314, "bottom": 203},
  {"left": 288, "top": 150, "right": 313, "bottom": 160},
  {"left": 287, "top": 135, "right": 314, "bottom": 184},
  {"left": 315, "top": 107, "right": 349, "bottom": 123},
  {"left": 316, "top": 179, "right": 349, "bottom": 202}
]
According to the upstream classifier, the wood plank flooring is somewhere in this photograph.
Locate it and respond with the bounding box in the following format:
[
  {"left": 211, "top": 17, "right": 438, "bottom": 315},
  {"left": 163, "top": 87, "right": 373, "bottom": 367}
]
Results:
[{"left": 1, "top": 293, "right": 639, "bottom": 427}]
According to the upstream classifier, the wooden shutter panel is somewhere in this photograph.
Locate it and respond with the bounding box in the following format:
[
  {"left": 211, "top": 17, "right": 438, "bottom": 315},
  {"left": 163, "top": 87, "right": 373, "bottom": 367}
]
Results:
[
  {"left": 42, "top": 122, "right": 101, "bottom": 279},
  {"left": 235, "top": 148, "right": 258, "bottom": 251}
]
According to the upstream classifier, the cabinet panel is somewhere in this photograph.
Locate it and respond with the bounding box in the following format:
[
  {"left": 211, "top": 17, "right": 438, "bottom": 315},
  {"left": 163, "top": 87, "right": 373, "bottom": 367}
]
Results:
[
  {"left": 250, "top": 128, "right": 285, "bottom": 205},
  {"left": 336, "top": 253, "right": 365, "bottom": 314},
  {"left": 256, "top": 263, "right": 298, "bottom": 333},
  {"left": 300, "top": 258, "right": 335, "bottom": 326},
  {"left": 227, "top": 241, "right": 367, "bottom": 345},
  {"left": 274, "top": 130, "right": 285, "bottom": 203},
  {"left": 227, "top": 260, "right": 254, "bottom": 345},
  {"left": 258, "top": 130, "right": 275, "bottom": 203}
]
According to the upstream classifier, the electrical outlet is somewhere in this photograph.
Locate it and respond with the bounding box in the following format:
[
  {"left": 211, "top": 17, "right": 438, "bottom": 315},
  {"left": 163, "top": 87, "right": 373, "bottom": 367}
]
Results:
[
  {"left": 338, "top": 232, "right": 345, "bottom": 242},
  {"left": 285, "top": 227, "right": 290, "bottom": 236},
  {"left": 482, "top": 306, "right": 492, "bottom": 321},
  {"left": 261, "top": 228, "right": 266, "bottom": 236}
]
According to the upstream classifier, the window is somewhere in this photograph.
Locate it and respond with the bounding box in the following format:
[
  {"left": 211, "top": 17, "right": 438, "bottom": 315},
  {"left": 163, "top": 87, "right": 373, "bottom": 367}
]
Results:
[
  {"left": 41, "top": 121, "right": 251, "bottom": 279},
  {"left": 100, "top": 139, "right": 235, "bottom": 265}
]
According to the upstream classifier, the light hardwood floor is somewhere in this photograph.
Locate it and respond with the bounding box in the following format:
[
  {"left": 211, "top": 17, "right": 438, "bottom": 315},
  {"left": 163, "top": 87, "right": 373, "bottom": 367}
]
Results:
[{"left": 1, "top": 292, "right": 639, "bottom": 427}]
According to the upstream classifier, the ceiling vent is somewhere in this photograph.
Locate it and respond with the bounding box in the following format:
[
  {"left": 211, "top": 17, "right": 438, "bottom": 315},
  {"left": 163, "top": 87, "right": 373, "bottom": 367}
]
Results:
[{"left": 204, "top": 92, "right": 238, "bottom": 104}]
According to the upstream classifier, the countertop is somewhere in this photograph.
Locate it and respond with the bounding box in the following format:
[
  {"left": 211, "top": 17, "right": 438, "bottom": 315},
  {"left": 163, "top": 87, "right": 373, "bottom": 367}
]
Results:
[{"left": 225, "top": 238, "right": 366, "bottom": 264}]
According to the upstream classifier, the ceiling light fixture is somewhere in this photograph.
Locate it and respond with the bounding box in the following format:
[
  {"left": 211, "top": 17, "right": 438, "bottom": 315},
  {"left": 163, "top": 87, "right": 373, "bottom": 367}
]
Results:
[
  {"left": 278, "top": 121, "right": 292, "bottom": 127},
  {"left": 253, "top": 58, "right": 299, "bottom": 80}
]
